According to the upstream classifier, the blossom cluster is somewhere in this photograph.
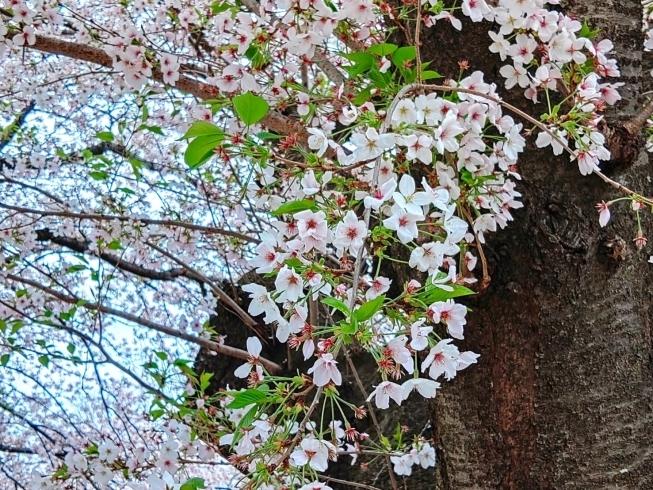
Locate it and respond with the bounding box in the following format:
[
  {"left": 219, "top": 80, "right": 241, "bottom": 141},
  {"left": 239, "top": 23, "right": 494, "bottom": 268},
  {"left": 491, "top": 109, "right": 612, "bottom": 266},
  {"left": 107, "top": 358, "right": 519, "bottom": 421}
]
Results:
[{"left": 2, "top": 0, "right": 651, "bottom": 489}]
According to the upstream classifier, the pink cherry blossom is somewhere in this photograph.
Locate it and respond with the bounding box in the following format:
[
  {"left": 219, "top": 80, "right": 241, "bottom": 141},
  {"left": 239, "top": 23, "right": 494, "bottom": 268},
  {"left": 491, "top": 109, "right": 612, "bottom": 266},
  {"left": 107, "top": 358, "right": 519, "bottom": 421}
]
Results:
[
  {"left": 366, "top": 381, "right": 404, "bottom": 409},
  {"left": 383, "top": 205, "right": 423, "bottom": 244},
  {"left": 307, "top": 353, "right": 342, "bottom": 386},
  {"left": 596, "top": 201, "right": 611, "bottom": 227},
  {"left": 333, "top": 211, "right": 367, "bottom": 256},
  {"left": 290, "top": 437, "right": 331, "bottom": 471},
  {"left": 428, "top": 300, "right": 468, "bottom": 339}
]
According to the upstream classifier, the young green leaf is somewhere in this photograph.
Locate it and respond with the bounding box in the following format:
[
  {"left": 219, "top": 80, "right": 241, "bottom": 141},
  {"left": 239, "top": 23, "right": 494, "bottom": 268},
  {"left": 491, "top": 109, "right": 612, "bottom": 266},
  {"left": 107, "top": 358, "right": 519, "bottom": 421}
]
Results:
[
  {"left": 322, "top": 297, "right": 351, "bottom": 316},
  {"left": 270, "top": 199, "right": 317, "bottom": 216},
  {"left": 367, "top": 43, "right": 398, "bottom": 56},
  {"left": 182, "top": 120, "right": 225, "bottom": 140},
  {"left": 180, "top": 478, "right": 206, "bottom": 490},
  {"left": 227, "top": 388, "right": 268, "bottom": 409},
  {"left": 354, "top": 294, "right": 385, "bottom": 322},
  {"left": 392, "top": 46, "right": 416, "bottom": 68},
  {"left": 184, "top": 134, "right": 225, "bottom": 168},
  {"left": 95, "top": 131, "right": 114, "bottom": 142},
  {"left": 233, "top": 92, "right": 269, "bottom": 126}
]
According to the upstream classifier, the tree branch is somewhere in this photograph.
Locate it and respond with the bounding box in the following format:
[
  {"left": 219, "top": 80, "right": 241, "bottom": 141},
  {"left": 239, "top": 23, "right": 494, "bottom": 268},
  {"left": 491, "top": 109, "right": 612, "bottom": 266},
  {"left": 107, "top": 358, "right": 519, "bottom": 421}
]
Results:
[
  {"left": 28, "top": 35, "right": 303, "bottom": 137},
  {"left": 0, "top": 445, "right": 38, "bottom": 455},
  {"left": 146, "top": 241, "right": 264, "bottom": 335},
  {"left": 238, "top": 0, "right": 350, "bottom": 88},
  {"left": 0, "top": 202, "right": 261, "bottom": 243},
  {"left": 35, "top": 228, "right": 192, "bottom": 281},
  {"left": 4, "top": 274, "right": 283, "bottom": 374}
]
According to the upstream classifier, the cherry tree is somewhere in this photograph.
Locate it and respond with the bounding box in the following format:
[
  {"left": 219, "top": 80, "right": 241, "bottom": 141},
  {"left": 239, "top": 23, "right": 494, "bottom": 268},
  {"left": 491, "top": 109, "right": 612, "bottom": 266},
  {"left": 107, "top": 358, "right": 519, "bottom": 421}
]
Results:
[{"left": 1, "top": 0, "right": 653, "bottom": 488}]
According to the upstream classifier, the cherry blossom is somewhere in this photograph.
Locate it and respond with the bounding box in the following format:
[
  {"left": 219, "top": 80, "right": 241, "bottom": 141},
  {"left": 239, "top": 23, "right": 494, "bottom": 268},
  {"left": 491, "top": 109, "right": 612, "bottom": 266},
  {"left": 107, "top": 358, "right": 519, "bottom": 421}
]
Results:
[
  {"left": 275, "top": 266, "right": 304, "bottom": 303},
  {"left": 295, "top": 210, "right": 330, "bottom": 253},
  {"left": 308, "top": 128, "right": 329, "bottom": 157},
  {"left": 290, "top": 438, "right": 331, "bottom": 472},
  {"left": 234, "top": 337, "right": 263, "bottom": 378},
  {"left": 401, "top": 378, "right": 441, "bottom": 400},
  {"left": 596, "top": 201, "right": 611, "bottom": 227},
  {"left": 307, "top": 353, "right": 342, "bottom": 386},
  {"left": 333, "top": 211, "right": 367, "bottom": 256},
  {"left": 433, "top": 112, "right": 465, "bottom": 154},
  {"left": 0, "top": 0, "right": 644, "bottom": 487},
  {"left": 383, "top": 206, "right": 423, "bottom": 244},
  {"left": 242, "top": 284, "right": 281, "bottom": 323},
  {"left": 422, "top": 339, "right": 460, "bottom": 381},
  {"left": 366, "top": 276, "right": 392, "bottom": 300},
  {"left": 350, "top": 127, "right": 396, "bottom": 162},
  {"left": 428, "top": 300, "right": 468, "bottom": 339},
  {"left": 367, "top": 381, "right": 404, "bottom": 409},
  {"left": 409, "top": 319, "right": 433, "bottom": 351}
]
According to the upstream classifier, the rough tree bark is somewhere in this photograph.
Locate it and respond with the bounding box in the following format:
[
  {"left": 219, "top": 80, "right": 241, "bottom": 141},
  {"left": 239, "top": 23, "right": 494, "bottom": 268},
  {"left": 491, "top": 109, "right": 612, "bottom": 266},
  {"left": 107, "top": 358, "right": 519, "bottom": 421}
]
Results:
[
  {"left": 195, "top": 1, "right": 653, "bottom": 488},
  {"left": 418, "top": 1, "right": 653, "bottom": 488}
]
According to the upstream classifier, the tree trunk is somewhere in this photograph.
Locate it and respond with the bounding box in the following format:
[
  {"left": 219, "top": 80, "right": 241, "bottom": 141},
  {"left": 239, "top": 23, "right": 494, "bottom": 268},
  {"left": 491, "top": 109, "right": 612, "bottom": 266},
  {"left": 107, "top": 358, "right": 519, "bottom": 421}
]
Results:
[
  {"left": 196, "top": 1, "right": 653, "bottom": 488},
  {"left": 417, "top": 1, "right": 653, "bottom": 488}
]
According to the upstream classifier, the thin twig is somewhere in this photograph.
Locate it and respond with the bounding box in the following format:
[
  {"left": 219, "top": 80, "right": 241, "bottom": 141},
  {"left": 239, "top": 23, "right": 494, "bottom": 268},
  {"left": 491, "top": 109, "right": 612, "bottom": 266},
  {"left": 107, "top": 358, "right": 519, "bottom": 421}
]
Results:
[
  {"left": 146, "top": 241, "right": 266, "bottom": 340},
  {"left": 460, "top": 207, "right": 490, "bottom": 290},
  {"left": 3, "top": 274, "right": 283, "bottom": 374},
  {"left": 0, "top": 203, "right": 260, "bottom": 243},
  {"left": 345, "top": 351, "right": 399, "bottom": 490},
  {"left": 318, "top": 475, "right": 383, "bottom": 490}
]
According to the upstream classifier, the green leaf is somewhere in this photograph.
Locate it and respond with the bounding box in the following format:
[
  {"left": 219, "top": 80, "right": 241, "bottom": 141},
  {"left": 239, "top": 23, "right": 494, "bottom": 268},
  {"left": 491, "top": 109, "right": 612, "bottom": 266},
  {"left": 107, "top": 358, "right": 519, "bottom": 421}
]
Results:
[
  {"left": 0, "top": 354, "right": 9, "bottom": 366},
  {"left": 322, "top": 297, "right": 350, "bottom": 316},
  {"left": 367, "top": 68, "right": 390, "bottom": 90},
  {"left": 353, "top": 87, "right": 374, "bottom": 106},
  {"left": 66, "top": 265, "right": 87, "bottom": 273},
  {"left": 89, "top": 171, "right": 108, "bottom": 180},
  {"left": 421, "top": 70, "right": 442, "bottom": 80},
  {"left": 211, "top": 0, "right": 230, "bottom": 13},
  {"left": 256, "top": 131, "right": 283, "bottom": 140},
  {"left": 236, "top": 405, "right": 258, "bottom": 431},
  {"left": 284, "top": 258, "right": 304, "bottom": 269},
  {"left": 270, "top": 199, "right": 317, "bottom": 216},
  {"left": 578, "top": 20, "right": 600, "bottom": 39},
  {"left": 150, "top": 409, "right": 165, "bottom": 420},
  {"left": 137, "top": 124, "right": 164, "bottom": 136},
  {"left": 95, "top": 131, "right": 114, "bottom": 142},
  {"left": 244, "top": 46, "right": 270, "bottom": 70},
  {"left": 155, "top": 351, "right": 168, "bottom": 361},
  {"left": 38, "top": 355, "right": 50, "bottom": 368},
  {"left": 184, "top": 134, "right": 225, "bottom": 168},
  {"left": 182, "top": 121, "right": 225, "bottom": 140},
  {"left": 354, "top": 294, "right": 385, "bottom": 322},
  {"left": 341, "top": 52, "right": 375, "bottom": 77},
  {"left": 107, "top": 239, "right": 123, "bottom": 250},
  {"left": 232, "top": 92, "right": 269, "bottom": 126},
  {"left": 227, "top": 388, "right": 268, "bottom": 409},
  {"left": 129, "top": 158, "right": 143, "bottom": 179},
  {"left": 200, "top": 372, "right": 213, "bottom": 392},
  {"left": 340, "top": 320, "right": 357, "bottom": 335},
  {"left": 66, "top": 344, "right": 76, "bottom": 355},
  {"left": 392, "top": 46, "right": 416, "bottom": 68},
  {"left": 367, "top": 43, "right": 397, "bottom": 56},
  {"left": 180, "top": 478, "right": 206, "bottom": 490},
  {"left": 423, "top": 284, "right": 474, "bottom": 304}
]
